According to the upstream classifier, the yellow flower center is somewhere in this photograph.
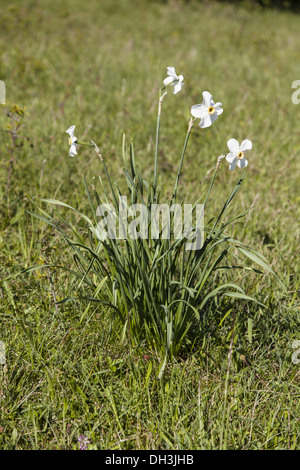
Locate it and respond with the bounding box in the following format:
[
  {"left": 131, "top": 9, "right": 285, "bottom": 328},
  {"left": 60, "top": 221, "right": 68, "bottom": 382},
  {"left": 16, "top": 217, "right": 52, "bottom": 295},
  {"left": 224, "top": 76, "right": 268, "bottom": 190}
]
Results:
[
  {"left": 69, "top": 138, "right": 72, "bottom": 146},
  {"left": 237, "top": 151, "right": 244, "bottom": 159},
  {"left": 208, "top": 106, "right": 215, "bottom": 114}
]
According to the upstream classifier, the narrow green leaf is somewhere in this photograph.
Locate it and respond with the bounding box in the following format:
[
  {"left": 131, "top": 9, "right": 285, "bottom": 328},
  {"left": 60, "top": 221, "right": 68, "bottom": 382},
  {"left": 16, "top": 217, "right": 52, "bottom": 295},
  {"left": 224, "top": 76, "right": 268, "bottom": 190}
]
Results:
[{"left": 40, "top": 198, "right": 93, "bottom": 225}]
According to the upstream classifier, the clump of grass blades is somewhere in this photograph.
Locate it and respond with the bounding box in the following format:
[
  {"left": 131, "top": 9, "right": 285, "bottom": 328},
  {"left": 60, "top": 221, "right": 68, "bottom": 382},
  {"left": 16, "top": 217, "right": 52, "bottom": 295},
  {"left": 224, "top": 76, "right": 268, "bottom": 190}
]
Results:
[{"left": 26, "top": 82, "right": 283, "bottom": 378}]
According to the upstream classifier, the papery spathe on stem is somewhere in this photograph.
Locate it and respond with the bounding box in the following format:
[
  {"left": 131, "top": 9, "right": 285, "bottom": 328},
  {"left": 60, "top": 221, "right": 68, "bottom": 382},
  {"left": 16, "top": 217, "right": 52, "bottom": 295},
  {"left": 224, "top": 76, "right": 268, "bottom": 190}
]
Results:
[{"left": 216, "top": 154, "right": 226, "bottom": 171}]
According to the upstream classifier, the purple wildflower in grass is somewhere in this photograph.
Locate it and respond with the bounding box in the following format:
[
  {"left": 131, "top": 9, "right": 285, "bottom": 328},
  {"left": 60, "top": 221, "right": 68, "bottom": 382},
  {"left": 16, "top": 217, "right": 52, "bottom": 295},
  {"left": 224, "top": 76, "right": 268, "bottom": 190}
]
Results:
[{"left": 78, "top": 435, "right": 90, "bottom": 450}]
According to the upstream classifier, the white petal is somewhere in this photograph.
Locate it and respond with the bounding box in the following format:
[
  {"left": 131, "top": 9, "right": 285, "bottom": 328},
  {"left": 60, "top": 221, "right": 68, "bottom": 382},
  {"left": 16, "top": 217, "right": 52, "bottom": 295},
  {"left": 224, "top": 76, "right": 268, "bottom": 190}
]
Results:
[
  {"left": 227, "top": 138, "right": 240, "bottom": 155},
  {"left": 202, "top": 91, "right": 212, "bottom": 107},
  {"left": 214, "top": 103, "right": 223, "bottom": 115},
  {"left": 226, "top": 153, "right": 236, "bottom": 163},
  {"left": 209, "top": 112, "right": 218, "bottom": 125},
  {"left": 178, "top": 75, "right": 184, "bottom": 83},
  {"left": 173, "top": 82, "right": 183, "bottom": 94},
  {"left": 191, "top": 104, "right": 206, "bottom": 118},
  {"left": 229, "top": 158, "right": 237, "bottom": 171},
  {"left": 167, "top": 66, "right": 176, "bottom": 76},
  {"left": 199, "top": 113, "right": 212, "bottom": 128},
  {"left": 69, "top": 143, "right": 77, "bottom": 157},
  {"left": 66, "top": 125, "right": 75, "bottom": 137},
  {"left": 163, "top": 76, "right": 174, "bottom": 86},
  {"left": 237, "top": 157, "right": 248, "bottom": 168},
  {"left": 240, "top": 139, "right": 252, "bottom": 152}
]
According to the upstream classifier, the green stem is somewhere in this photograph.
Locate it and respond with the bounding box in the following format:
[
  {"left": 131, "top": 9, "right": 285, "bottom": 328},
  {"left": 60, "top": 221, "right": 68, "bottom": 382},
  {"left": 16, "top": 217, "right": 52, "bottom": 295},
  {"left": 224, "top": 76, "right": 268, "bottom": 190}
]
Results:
[
  {"left": 203, "top": 166, "right": 218, "bottom": 209},
  {"left": 203, "top": 154, "right": 228, "bottom": 213},
  {"left": 92, "top": 140, "right": 119, "bottom": 211},
  {"left": 153, "top": 89, "right": 167, "bottom": 199},
  {"left": 77, "top": 141, "right": 94, "bottom": 147},
  {"left": 210, "top": 167, "right": 246, "bottom": 232},
  {"left": 171, "top": 116, "right": 195, "bottom": 205}
]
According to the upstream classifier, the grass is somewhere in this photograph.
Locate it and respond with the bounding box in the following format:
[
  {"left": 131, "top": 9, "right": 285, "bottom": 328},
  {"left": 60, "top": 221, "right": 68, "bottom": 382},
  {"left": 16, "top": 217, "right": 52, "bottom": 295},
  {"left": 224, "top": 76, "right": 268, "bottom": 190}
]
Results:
[{"left": 0, "top": 0, "right": 299, "bottom": 450}]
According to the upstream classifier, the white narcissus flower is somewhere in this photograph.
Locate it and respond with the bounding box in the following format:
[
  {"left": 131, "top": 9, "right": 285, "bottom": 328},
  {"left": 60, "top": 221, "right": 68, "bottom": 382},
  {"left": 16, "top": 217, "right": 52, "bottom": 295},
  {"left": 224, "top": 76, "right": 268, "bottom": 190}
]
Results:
[
  {"left": 191, "top": 91, "right": 223, "bottom": 128},
  {"left": 66, "top": 125, "right": 77, "bottom": 157},
  {"left": 225, "top": 138, "right": 252, "bottom": 170},
  {"left": 163, "top": 66, "right": 184, "bottom": 94}
]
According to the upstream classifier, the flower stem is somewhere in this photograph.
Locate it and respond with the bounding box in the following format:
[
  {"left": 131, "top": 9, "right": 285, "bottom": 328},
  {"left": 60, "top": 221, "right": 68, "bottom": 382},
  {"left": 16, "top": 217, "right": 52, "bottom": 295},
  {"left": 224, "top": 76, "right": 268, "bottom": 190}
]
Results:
[
  {"left": 171, "top": 116, "right": 195, "bottom": 204},
  {"left": 153, "top": 90, "right": 167, "bottom": 199},
  {"left": 92, "top": 140, "right": 119, "bottom": 209},
  {"left": 77, "top": 141, "right": 94, "bottom": 147},
  {"left": 203, "top": 155, "right": 226, "bottom": 209}
]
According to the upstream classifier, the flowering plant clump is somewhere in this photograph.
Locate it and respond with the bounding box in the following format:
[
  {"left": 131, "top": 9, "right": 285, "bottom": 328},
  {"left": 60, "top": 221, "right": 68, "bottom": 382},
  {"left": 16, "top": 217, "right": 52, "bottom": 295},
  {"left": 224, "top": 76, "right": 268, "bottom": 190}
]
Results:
[{"left": 30, "top": 66, "right": 282, "bottom": 378}]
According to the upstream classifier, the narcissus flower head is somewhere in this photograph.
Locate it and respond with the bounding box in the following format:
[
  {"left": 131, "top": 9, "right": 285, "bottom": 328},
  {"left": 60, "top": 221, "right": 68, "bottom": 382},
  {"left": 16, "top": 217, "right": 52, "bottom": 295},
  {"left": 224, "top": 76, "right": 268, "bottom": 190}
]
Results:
[
  {"left": 163, "top": 66, "right": 184, "bottom": 94},
  {"left": 191, "top": 91, "right": 223, "bottom": 128},
  {"left": 66, "top": 125, "right": 77, "bottom": 157},
  {"left": 225, "top": 138, "right": 252, "bottom": 170}
]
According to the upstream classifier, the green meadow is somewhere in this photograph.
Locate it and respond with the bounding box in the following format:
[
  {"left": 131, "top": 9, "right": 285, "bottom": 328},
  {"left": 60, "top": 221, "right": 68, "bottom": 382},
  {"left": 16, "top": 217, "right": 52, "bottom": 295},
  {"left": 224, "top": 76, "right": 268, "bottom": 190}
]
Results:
[{"left": 0, "top": 0, "right": 299, "bottom": 450}]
